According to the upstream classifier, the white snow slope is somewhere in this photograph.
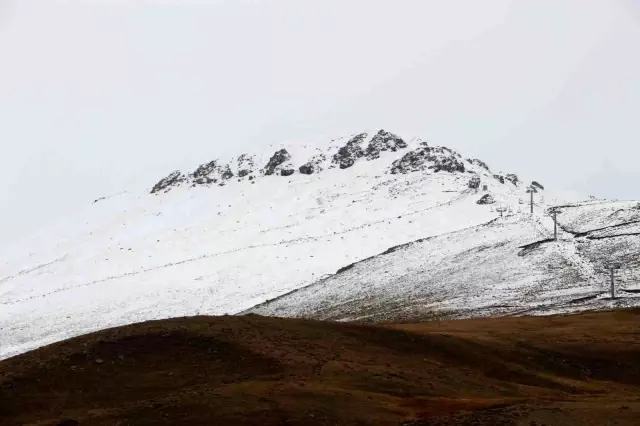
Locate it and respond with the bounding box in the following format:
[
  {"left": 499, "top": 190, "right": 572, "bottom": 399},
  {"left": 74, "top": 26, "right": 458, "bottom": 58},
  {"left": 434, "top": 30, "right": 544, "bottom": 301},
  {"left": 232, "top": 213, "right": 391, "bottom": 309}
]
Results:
[
  {"left": 0, "top": 130, "right": 637, "bottom": 359},
  {"left": 248, "top": 200, "right": 640, "bottom": 322}
]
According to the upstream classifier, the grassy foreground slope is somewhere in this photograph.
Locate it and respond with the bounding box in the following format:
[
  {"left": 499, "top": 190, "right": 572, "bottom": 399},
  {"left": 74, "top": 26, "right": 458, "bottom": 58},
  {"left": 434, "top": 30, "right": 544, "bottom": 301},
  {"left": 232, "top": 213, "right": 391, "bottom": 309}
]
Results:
[{"left": 1, "top": 309, "right": 639, "bottom": 425}]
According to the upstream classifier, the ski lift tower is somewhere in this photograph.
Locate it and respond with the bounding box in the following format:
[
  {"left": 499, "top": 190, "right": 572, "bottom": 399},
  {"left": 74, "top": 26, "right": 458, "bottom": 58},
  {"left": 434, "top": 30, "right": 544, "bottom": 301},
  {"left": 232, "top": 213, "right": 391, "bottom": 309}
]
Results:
[
  {"left": 604, "top": 262, "right": 623, "bottom": 299},
  {"left": 546, "top": 206, "right": 564, "bottom": 241},
  {"left": 496, "top": 205, "right": 507, "bottom": 218},
  {"left": 526, "top": 185, "right": 538, "bottom": 214}
]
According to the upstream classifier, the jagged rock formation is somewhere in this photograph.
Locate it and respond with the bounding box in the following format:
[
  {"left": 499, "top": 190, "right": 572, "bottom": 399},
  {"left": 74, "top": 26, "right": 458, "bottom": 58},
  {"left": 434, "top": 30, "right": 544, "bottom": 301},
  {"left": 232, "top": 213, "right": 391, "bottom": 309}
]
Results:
[
  {"left": 476, "top": 194, "right": 495, "bottom": 204},
  {"left": 263, "top": 149, "right": 292, "bottom": 176},
  {"left": 390, "top": 146, "right": 465, "bottom": 174},
  {"left": 505, "top": 174, "right": 519, "bottom": 186},
  {"left": 150, "top": 171, "right": 186, "bottom": 194},
  {"left": 532, "top": 181, "right": 544, "bottom": 191},
  {"left": 191, "top": 160, "right": 234, "bottom": 186},
  {"left": 468, "top": 158, "right": 490, "bottom": 171},
  {"left": 148, "top": 130, "right": 529, "bottom": 194},
  {"left": 365, "top": 130, "right": 407, "bottom": 160},
  {"left": 236, "top": 154, "right": 256, "bottom": 179},
  {"left": 331, "top": 133, "right": 368, "bottom": 169}
]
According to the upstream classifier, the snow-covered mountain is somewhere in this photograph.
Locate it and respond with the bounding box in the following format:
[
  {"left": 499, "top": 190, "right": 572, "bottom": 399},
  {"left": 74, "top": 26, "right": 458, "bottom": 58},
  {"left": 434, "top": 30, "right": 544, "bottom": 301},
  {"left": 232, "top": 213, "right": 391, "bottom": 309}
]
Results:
[{"left": 1, "top": 130, "right": 638, "bottom": 359}]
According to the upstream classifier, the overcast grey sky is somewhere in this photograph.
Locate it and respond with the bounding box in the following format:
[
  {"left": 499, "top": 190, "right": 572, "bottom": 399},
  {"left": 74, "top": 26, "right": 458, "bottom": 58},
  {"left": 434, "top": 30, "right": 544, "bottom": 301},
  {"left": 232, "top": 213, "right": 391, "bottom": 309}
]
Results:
[{"left": 0, "top": 0, "right": 639, "bottom": 242}]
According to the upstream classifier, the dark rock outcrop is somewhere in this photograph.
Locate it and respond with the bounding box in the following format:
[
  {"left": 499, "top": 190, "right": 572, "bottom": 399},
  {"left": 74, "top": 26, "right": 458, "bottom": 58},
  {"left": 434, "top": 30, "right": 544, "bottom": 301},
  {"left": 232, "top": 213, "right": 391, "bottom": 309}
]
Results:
[
  {"left": 236, "top": 154, "right": 256, "bottom": 178},
  {"left": 299, "top": 164, "right": 314, "bottom": 175},
  {"left": 505, "top": 174, "right": 519, "bottom": 186},
  {"left": 476, "top": 194, "right": 495, "bottom": 205},
  {"left": 191, "top": 161, "right": 233, "bottom": 185},
  {"left": 365, "top": 130, "right": 407, "bottom": 160},
  {"left": 280, "top": 169, "right": 295, "bottom": 177},
  {"left": 299, "top": 152, "right": 327, "bottom": 175},
  {"left": 493, "top": 174, "right": 505, "bottom": 184},
  {"left": 264, "top": 149, "right": 292, "bottom": 176},
  {"left": 531, "top": 181, "right": 544, "bottom": 191},
  {"left": 468, "top": 158, "right": 490, "bottom": 171},
  {"left": 332, "top": 133, "right": 368, "bottom": 169},
  {"left": 150, "top": 170, "right": 186, "bottom": 194},
  {"left": 390, "top": 146, "right": 465, "bottom": 174}
]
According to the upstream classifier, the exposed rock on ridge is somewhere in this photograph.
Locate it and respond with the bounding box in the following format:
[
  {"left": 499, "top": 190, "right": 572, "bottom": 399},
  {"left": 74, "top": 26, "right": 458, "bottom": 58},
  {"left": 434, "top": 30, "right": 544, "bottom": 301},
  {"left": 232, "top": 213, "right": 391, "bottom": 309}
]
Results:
[
  {"left": 151, "top": 171, "right": 186, "bottom": 194},
  {"left": 468, "top": 158, "right": 490, "bottom": 171},
  {"left": 191, "top": 160, "right": 234, "bottom": 186},
  {"left": 299, "top": 152, "right": 326, "bottom": 175},
  {"left": 264, "top": 149, "right": 292, "bottom": 176},
  {"left": 390, "top": 145, "right": 465, "bottom": 174},
  {"left": 149, "top": 130, "right": 524, "bottom": 194},
  {"left": 331, "top": 133, "right": 368, "bottom": 169},
  {"left": 365, "top": 130, "right": 407, "bottom": 160}
]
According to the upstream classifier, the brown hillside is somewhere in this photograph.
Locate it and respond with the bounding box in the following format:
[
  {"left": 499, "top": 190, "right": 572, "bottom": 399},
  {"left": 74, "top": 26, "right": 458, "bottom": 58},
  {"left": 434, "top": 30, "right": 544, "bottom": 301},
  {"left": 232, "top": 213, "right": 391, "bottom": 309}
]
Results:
[{"left": 1, "top": 310, "right": 639, "bottom": 425}]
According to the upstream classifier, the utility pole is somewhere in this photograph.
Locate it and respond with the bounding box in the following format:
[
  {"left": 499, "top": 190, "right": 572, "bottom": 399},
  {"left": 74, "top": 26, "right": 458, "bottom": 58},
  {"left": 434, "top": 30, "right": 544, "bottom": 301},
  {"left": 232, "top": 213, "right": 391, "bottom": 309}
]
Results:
[
  {"left": 605, "top": 263, "right": 623, "bottom": 299},
  {"left": 496, "top": 206, "right": 507, "bottom": 218},
  {"left": 526, "top": 186, "right": 538, "bottom": 214},
  {"left": 547, "top": 207, "right": 563, "bottom": 241}
]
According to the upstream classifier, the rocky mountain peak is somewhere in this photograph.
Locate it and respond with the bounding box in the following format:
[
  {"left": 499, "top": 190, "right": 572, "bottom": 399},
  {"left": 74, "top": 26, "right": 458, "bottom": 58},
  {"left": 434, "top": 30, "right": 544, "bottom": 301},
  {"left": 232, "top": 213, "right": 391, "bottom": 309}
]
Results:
[
  {"left": 331, "top": 133, "right": 368, "bottom": 169},
  {"left": 365, "top": 130, "right": 407, "bottom": 160},
  {"left": 148, "top": 130, "right": 523, "bottom": 194},
  {"left": 263, "top": 149, "right": 292, "bottom": 176}
]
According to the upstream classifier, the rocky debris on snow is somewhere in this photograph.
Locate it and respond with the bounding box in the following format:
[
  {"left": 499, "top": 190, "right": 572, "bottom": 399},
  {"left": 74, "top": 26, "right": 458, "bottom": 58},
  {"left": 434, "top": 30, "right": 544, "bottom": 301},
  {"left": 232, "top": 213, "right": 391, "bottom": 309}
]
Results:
[
  {"left": 299, "top": 152, "right": 327, "bottom": 175},
  {"left": 331, "top": 133, "right": 368, "bottom": 169},
  {"left": 531, "top": 181, "right": 544, "bottom": 191},
  {"left": 468, "top": 158, "right": 490, "bottom": 171},
  {"left": 476, "top": 194, "right": 495, "bottom": 205},
  {"left": 505, "top": 174, "right": 519, "bottom": 186},
  {"left": 390, "top": 146, "right": 465, "bottom": 174},
  {"left": 468, "top": 175, "right": 481, "bottom": 189},
  {"left": 263, "top": 149, "right": 292, "bottom": 176},
  {"left": 150, "top": 170, "right": 186, "bottom": 194},
  {"left": 236, "top": 154, "right": 256, "bottom": 178},
  {"left": 191, "top": 160, "right": 234, "bottom": 185},
  {"left": 493, "top": 174, "right": 505, "bottom": 184},
  {"left": 365, "top": 130, "right": 407, "bottom": 160}
]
